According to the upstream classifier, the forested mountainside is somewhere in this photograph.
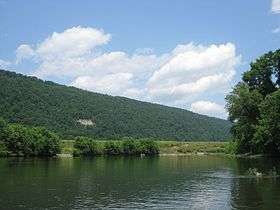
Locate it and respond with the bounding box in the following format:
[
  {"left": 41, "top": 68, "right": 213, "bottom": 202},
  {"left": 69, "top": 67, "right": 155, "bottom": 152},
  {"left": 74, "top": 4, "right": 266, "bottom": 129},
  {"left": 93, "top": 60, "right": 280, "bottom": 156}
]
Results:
[{"left": 0, "top": 69, "right": 231, "bottom": 140}]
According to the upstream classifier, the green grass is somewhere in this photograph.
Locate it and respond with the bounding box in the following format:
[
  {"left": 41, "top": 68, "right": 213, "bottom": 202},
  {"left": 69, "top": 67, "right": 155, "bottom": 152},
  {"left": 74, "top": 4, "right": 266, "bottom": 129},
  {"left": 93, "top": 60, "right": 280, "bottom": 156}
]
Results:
[
  {"left": 158, "top": 141, "right": 228, "bottom": 154},
  {"left": 61, "top": 140, "right": 229, "bottom": 155}
]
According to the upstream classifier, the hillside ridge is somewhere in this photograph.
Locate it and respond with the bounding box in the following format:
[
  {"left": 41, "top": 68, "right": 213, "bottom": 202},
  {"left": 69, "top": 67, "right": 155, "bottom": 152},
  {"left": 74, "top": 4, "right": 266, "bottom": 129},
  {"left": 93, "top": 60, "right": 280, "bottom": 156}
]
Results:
[{"left": 0, "top": 69, "right": 231, "bottom": 140}]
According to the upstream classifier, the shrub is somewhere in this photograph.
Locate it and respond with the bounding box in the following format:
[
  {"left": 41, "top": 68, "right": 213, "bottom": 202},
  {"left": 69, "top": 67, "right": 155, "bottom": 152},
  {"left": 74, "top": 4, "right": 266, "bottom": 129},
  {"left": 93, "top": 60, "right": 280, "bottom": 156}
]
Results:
[
  {"left": 138, "top": 139, "right": 159, "bottom": 155},
  {"left": 122, "top": 138, "right": 139, "bottom": 155},
  {"left": 104, "top": 141, "right": 122, "bottom": 155},
  {"left": 73, "top": 137, "right": 159, "bottom": 157},
  {"left": 4, "top": 124, "right": 61, "bottom": 157},
  {"left": 33, "top": 127, "right": 61, "bottom": 156},
  {"left": 5, "top": 124, "right": 35, "bottom": 155},
  {"left": 73, "top": 136, "right": 101, "bottom": 156}
]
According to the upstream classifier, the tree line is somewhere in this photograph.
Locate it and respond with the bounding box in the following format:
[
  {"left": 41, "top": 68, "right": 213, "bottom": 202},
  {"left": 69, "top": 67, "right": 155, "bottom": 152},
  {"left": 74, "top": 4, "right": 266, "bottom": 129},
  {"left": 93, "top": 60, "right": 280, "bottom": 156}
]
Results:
[
  {"left": 0, "top": 117, "right": 159, "bottom": 157},
  {"left": 73, "top": 137, "right": 159, "bottom": 157}
]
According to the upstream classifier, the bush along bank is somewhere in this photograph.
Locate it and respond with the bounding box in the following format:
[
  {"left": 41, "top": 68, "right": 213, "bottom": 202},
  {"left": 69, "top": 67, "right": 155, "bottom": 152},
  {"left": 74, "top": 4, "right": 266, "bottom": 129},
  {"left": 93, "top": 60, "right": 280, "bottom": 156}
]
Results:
[
  {"left": 0, "top": 118, "right": 61, "bottom": 157},
  {"left": 73, "top": 137, "right": 159, "bottom": 157}
]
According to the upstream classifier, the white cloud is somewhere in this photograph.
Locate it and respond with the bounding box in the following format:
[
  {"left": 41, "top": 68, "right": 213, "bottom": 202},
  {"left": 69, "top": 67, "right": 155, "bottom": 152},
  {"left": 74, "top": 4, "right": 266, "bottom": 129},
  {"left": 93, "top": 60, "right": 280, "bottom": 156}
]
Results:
[
  {"left": 71, "top": 73, "right": 133, "bottom": 96},
  {"left": 0, "top": 59, "right": 11, "bottom": 68},
  {"left": 147, "top": 43, "right": 239, "bottom": 103},
  {"left": 37, "top": 26, "right": 111, "bottom": 60},
  {"left": 16, "top": 44, "right": 35, "bottom": 63},
  {"left": 134, "top": 47, "right": 154, "bottom": 55},
  {"left": 14, "top": 26, "right": 240, "bottom": 118},
  {"left": 16, "top": 26, "right": 112, "bottom": 78},
  {"left": 272, "top": 0, "right": 280, "bottom": 13},
  {"left": 190, "top": 100, "right": 226, "bottom": 118}
]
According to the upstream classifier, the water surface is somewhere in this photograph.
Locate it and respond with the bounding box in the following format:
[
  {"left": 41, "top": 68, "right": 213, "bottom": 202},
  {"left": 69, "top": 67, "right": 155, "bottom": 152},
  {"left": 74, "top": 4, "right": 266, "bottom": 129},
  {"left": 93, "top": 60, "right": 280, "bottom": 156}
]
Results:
[{"left": 0, "top": 156, "right": 280, "bottom": 209}]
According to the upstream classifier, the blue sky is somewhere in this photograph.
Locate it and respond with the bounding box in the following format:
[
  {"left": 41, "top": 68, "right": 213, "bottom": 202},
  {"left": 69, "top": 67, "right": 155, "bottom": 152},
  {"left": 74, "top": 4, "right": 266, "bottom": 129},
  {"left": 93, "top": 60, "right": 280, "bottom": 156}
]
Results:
[{"left": 0, "top": 0, "right": 280, "bottom": 118}]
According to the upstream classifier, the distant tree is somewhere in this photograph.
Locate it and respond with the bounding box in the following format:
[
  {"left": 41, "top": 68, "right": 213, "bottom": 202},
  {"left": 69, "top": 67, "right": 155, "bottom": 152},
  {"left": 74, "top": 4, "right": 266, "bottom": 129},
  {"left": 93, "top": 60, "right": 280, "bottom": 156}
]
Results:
[{"left": 226, "top": 49, "right": 280, "bottom": 154}]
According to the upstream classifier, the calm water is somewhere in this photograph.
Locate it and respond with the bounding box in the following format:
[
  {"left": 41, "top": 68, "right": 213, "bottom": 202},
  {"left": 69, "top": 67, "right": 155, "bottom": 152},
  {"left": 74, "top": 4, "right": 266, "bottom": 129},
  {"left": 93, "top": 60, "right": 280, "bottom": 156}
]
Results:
[{"left": 0, "top": 156, "right": 280, "bottom": 210}]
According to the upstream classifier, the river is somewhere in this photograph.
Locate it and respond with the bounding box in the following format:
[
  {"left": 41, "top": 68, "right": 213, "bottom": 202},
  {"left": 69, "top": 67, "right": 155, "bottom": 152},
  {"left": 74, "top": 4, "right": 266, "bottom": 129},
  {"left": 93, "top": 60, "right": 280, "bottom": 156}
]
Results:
[{"left": 0, "top": 156, "right": 280, "bottom": 209}]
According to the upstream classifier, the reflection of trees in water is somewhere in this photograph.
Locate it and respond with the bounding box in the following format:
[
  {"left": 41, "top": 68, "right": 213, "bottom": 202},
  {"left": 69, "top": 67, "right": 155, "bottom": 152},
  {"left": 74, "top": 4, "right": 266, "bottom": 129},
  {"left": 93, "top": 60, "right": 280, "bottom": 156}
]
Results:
[
  {"left": 71, "top": 156, "right": 236, "bottom": 209},
  {"left": 230, "top": 158, "right": 280, "bottom": 209},
  {"left": 2, "top": 156, "right": 280, "bottom": 209},
  {"left": 0, "top": 157, "right": 77, "bottom": 209}
]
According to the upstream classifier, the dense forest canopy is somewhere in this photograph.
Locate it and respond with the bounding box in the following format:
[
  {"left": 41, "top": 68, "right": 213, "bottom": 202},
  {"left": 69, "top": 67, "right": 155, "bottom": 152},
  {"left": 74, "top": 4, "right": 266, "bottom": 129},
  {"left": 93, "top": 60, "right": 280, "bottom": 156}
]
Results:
[
  {"left": 0, "top": 69, "right": 231, "bottom": 141},
  {"left": 226, "top": 49, "right": 280, "bottom": 154}
]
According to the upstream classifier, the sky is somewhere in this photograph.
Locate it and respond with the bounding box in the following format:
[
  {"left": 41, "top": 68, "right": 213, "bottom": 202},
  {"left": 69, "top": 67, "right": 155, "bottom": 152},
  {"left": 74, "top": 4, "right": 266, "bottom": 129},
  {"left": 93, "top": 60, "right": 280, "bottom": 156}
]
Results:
[{"left": 0, "top": 0, "right": 280, "bottom": 119}]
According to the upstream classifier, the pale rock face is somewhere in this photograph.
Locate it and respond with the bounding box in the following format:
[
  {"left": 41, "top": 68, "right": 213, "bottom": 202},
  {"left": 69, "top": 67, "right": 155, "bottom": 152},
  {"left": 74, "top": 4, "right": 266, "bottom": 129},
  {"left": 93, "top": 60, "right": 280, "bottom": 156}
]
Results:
[{"left": 77, "top": 119, "right": 94, "bottom": 126}]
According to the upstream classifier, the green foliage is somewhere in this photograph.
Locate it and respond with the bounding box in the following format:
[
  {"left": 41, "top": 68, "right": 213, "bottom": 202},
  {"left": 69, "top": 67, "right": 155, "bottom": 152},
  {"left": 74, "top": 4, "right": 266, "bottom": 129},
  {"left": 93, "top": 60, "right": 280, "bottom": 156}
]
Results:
[
  {"left": 176, "top": 141, "right": 227, "bottom": 154},
  {"left": 0, "top": 118, "right": 8, "bottom": 156},
  {"left": 0, "top": 118, "right": 61, "bottom": 156},
  {"left": 226, "top": 49, "right": 280, "bottom": 154},
  {"left": 73, "top": 136, "right": 101, "bottom": 156},
  {"left": 0, "top": 142, "right": 8, "bottom": 157},
  {"left": 104, "top": 141, "right": 122, "bottom": 155},
  {"left": 33, "top": 127, "right": 61, "bottom": 156},
  {"left": 0, "top": 117, "right": 8, "bottom": 142},
  {"left": 73, "top": 137, "right": 159, "bottom": 156},
  {"left": 122, "top": 138, "right": 139, "bottom": 155},
  {"left": 253, "top": 90, "right": 280, "bottom": 154},
  {"left": 138, "top": 139, "right": 159, "bottom": 155},
  {"left": 226, "top": 83, "right": 263, "bottom": 153},
  {"left": 0, "top": 69, "right": 231, "bottom": 141},
  {"left": 225, "top": 141, "right": 238, "bottom": 154}
]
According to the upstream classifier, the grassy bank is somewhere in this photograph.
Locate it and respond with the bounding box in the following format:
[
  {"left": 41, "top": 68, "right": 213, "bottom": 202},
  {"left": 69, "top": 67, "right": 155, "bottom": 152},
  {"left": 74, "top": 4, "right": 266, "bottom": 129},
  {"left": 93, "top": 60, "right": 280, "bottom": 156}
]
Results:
[
  {"left": 158, "top": 141, "right": 229, "bottom": 155},
  {"left": 61, "top": 140, "right": 229, "bottom": 156}
]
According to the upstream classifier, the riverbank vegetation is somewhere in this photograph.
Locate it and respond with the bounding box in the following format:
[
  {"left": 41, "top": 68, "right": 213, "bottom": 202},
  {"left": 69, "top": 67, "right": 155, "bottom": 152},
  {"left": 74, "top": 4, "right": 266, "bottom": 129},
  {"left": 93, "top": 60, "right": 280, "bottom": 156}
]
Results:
[
  {"left": 160, "top": 141, "right": 229, "bottom": 154},
  {"left": 73, "top": 137, "right": 159, "bottom": 157},
  {"left": 0, "top": 118, "right": 61, "bottom": 157},
  {"left": 0, "top": 115, "right": 229, "bottom": 158},
  {"left": 226, "top": 49, "right": 280, "bottom": 155},
  {"left": 61, "top": 139, "right": 229, "bottom": 156}
]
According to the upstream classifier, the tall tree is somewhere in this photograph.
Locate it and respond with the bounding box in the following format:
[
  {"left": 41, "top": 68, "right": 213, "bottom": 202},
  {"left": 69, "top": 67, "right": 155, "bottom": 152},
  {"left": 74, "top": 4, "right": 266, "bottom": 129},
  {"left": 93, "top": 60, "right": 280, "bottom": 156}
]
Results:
[{"left": 226, "top": 49, "right": 280, "bottom": 154}]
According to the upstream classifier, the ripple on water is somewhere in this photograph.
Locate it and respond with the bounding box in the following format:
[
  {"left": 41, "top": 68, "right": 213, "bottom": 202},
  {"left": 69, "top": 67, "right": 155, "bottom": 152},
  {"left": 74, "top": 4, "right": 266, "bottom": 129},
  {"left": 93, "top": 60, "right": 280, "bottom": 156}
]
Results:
[{"left": 208, "top": 171, "right": 280, "bottom": 179}]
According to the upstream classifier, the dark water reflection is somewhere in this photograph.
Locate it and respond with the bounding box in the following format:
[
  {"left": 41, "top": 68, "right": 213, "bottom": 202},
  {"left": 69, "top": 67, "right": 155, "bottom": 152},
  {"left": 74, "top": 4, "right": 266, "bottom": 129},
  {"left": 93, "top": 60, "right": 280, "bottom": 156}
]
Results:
[{"left": 0, "top": 156, "right": 280, "bottom": 209}]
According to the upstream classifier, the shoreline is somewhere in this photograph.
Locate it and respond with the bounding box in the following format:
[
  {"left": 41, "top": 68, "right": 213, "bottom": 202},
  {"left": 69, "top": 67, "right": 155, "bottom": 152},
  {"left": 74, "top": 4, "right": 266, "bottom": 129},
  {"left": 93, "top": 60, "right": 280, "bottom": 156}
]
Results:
[
  {"left": 2, "top": 140, "right": 277, "bottom": 159},
  {"left": 56, "top": 152, "right": 280, "bottom": 159},
  {"left": 1, "top": 153, "right": 277, "bottom": 159}
]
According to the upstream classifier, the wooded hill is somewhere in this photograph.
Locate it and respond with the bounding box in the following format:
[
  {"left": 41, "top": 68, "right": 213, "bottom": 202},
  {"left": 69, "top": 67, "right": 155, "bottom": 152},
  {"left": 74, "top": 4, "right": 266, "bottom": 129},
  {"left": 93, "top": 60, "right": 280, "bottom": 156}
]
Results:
[{"left": 0, "top": 69, "right": 231, "bottom": 141}]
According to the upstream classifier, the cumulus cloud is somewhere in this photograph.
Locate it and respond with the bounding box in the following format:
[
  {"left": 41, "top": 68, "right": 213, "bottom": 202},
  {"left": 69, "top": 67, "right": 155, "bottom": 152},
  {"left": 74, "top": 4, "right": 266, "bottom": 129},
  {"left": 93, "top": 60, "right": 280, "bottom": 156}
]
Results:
[
  {"left": 190, "top": 101, "right": 226, "bottom": 118},
  {"left": 36, "top": 26, "right": 110, "bottom": 60},
  {"left": 17, "top": 26, "right": 111, "bottom": 78},
  {"left": 147, "top": 43, "right": 239, "bottom": 103},
  {"left": 72, "top": 73, "right": 133, "bottom": 96},
  {"left": 16, "top": 44, "right": 35, "bottom": 63},
  {"left": 0, "top": 59, "right": 11, "bottom": 68},
  {"left": 272, "top": 0, "right": 280, "bottom": 13},
  {"left": 15, "top": 26, "right": 240, "bottom": 118}
]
